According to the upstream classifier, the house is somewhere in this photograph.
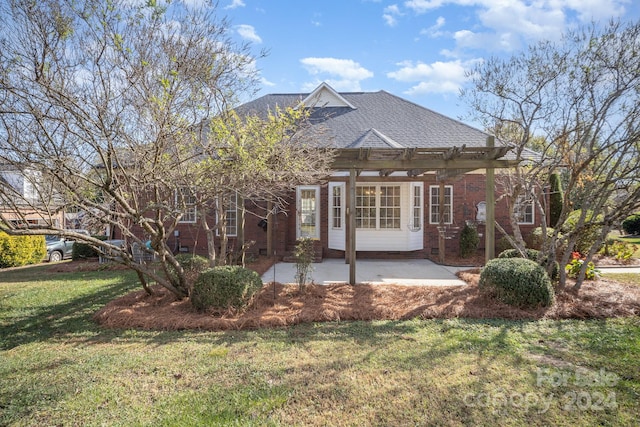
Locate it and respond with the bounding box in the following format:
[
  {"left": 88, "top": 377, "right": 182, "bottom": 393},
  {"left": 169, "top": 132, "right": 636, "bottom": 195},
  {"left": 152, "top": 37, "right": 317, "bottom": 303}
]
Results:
[
  {"left": 165, "top": 83, "right": 543, "bottom": 272},
  {"left": 0, "top": 165, "right": 65, "bottom": 229}
]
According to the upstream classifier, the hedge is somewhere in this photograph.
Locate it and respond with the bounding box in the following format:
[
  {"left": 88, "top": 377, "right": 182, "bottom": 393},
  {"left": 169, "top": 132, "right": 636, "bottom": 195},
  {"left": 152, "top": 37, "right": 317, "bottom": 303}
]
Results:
[
  {"left": 191, "top": 265, "right": 262, "bottom": 311},
  {"left": 0, "top": 231, "right": 46, "bottom": 268},
  {"left": 479, "top": 258, "right": 555, "bottom": 308}
]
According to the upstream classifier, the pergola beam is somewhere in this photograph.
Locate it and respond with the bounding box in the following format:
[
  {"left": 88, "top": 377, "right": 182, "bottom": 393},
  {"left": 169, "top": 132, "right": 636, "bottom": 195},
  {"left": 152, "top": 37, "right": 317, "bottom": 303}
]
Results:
[{"left": 332, "top": 158, "right": 518, "bottom": 170}]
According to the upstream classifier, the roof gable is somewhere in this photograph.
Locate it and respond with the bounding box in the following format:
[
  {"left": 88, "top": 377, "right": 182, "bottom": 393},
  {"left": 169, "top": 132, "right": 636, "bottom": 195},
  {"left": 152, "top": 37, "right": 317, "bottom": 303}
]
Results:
[{"left": 300, "top": 82, "right": 356, "bottom": 109}]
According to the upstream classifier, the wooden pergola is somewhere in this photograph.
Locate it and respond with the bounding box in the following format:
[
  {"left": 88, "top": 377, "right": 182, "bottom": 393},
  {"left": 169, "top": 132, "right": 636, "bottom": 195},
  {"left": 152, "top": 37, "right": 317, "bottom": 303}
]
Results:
[{"left": 331, "top": 136, "right": 520, "bottom": 284}]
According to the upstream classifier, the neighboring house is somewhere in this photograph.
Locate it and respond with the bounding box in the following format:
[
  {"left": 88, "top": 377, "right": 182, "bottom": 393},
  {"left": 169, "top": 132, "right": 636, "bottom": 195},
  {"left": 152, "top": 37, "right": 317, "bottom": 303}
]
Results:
[
  {"left": 0, "top": 165, "right": 64, "bottom": 228},
  {"left": 160, "top": 82, "right": 544, "bottom": 265}
]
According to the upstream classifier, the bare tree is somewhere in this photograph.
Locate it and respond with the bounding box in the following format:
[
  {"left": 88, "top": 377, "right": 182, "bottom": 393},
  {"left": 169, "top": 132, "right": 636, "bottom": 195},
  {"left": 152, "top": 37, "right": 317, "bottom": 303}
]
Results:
[
  {"left": 462, "top": 19, "right": 640, "bottom": 290},
  {"left": 0, "top": 0, "right": 261, "bottom": 297},
  {"left": 193, "top": 107, "right": 334, "bottom": 266}
]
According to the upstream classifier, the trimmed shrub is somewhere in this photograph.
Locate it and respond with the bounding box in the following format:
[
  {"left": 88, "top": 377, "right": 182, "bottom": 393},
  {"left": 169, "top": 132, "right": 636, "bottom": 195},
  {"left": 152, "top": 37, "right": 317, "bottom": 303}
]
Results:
[
  {"left": 459, "top": 223, "right": 480, "bottom": 258},
  {"left": 191, "top": 265, "right": 262, "bottom": 312},
  {"left": 0, "top": 231, "right": 46, "bottom": 268},
  {"left": 498, "top": 248, "right": 541, "bottom": 260},
  {"left": 497, "top": 248, "right": 559, "bottom": 282},
  {"left": 622, "top": 213, "right": 640, "bottom": 235},
  {"left": 167, "top": 254, "right": 211, "bottom": 294},
  {"left": 479, "top": 258, "right": 555, "bottom": 308},
  {"left": 561, "top": 210, "right": 604, "bottom": 254},
  {"left": 495, "top": 236, "right": 513, "bottom": 255},
  {"left": 72, "top": 235, "right": 107, "bottom": 260}
]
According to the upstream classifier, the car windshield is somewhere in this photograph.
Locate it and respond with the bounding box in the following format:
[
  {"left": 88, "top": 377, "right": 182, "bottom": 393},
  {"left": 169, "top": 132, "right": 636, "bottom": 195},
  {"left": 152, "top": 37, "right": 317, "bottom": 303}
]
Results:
[{"left": 45, "top": 235, "right": 59, "bottom": 242}]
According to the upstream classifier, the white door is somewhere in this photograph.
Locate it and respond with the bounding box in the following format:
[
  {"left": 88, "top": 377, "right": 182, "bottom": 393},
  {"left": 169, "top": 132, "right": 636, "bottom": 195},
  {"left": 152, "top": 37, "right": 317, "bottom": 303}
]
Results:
[{"left": 297, "top": 186, "right": 320, "bottom": 239}]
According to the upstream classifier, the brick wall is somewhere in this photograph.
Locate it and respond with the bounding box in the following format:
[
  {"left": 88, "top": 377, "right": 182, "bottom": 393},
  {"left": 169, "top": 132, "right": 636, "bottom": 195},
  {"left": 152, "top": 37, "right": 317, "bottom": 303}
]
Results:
[{"left": 114, "top": 172, "right": 544, "bottom": 261}]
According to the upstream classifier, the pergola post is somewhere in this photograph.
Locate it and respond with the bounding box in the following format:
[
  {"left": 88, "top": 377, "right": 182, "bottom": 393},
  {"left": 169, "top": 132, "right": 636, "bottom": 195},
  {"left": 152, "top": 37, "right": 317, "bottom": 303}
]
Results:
[
  {"left": 348, "top": 168, "right": 357, "bottom": 284},
  {"left": 266, "top": 200, "right": 273, "bottom": 257},
  {"left": 438, "top": 181, "right": 445, "bottom": 264},
  {"left": 485, "top": 136, "right": 496, "bottom": 262}
]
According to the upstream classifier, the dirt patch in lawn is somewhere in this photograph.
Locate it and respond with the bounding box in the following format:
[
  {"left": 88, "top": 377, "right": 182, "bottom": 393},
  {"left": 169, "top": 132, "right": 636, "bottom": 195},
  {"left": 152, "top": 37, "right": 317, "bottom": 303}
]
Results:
[{"left": 94, "top": 266, "right": 640, "bottom": 331}]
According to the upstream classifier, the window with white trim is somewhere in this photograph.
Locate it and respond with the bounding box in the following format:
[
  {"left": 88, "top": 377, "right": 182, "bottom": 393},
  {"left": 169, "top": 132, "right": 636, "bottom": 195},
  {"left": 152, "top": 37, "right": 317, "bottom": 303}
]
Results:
[
  {"left": 331, "top": 185, "right": 342, "bottom": 229},
  {"left": 176, "top": 187, "right": 197, "bottom": 223},
  {"left": 215, "top": 194, "right": 239, "bottom": 236},
  {"left": 224, "top": 193, "right": 239, "bottom": 236},
  {"left": 515, "top": 195, "right": 534, "bottom": 224},
  {"left": 411, "top": 183, "right": 423, "bottom": 230},
  {"left": 429, "top": 185, "right": 452, "bottom": 224},
  {"left": 355, "top": 185, "right": 401, "bottom": 229},
  {"left": 356, "top": 185, "right": 377, "bottom": 229},
  {"left": 379, "top": 186, "right": 401, "bottom": 229}
]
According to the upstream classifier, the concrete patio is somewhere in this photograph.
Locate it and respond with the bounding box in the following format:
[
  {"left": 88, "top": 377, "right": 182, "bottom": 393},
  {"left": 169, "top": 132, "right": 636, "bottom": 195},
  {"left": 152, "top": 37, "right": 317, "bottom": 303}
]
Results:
[{"left": 261, "top": 258, "right": 470, "bottom": 286}]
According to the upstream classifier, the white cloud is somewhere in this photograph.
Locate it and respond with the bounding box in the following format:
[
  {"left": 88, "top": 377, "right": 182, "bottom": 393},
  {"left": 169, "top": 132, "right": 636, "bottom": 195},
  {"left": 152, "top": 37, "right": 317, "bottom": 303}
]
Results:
[
  {"left": 563, "top": 0, "right": 627, "bottom": 22},
  {"left": 224, "top": 0, "right": 245, "bottom": 10},
  {"left": 387, "top": 58, "right": 482, "bottom": 95},
  {"left": 261, "top": 77, "right": 276, "bottom": 87},
  {"left": 420, "top": 16, "right": 446, "bottom": 37},
  {"left": 404, "top": 0, "right": 630, "bottom": 53},
  {"left": 383, "top": 4, "right": 403, "bottom": 27},
  {"left": 404, "top": 0, "right": 446, "bottom": 14},
  {"left": 236, "top": 24, "right": 262, "bottom": 43},
  {"left": 301, "top": 57, "right": 374, "bottom": 91}
]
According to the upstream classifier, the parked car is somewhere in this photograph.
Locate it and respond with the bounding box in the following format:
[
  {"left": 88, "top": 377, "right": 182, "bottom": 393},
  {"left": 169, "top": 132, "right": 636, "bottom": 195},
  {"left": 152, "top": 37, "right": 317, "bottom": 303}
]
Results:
[{"left": 45, "top": 230, "right": 90, "bottom": 262}]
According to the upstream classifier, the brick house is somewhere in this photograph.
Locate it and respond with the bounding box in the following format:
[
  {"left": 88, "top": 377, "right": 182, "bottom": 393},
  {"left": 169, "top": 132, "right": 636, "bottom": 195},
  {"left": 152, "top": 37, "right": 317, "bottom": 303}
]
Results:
[
  {"left": 162, "top": 83, "right": 542, "bottom": 268},
  {"left": 0, "top": 166, "right": 65, "bottom": 229}
]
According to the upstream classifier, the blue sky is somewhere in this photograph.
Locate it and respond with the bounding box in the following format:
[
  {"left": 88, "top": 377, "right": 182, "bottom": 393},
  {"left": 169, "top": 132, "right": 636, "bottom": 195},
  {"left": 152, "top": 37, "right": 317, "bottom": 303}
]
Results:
[{"left": 218, "top": 0, "right": 639, "bottom": 123}]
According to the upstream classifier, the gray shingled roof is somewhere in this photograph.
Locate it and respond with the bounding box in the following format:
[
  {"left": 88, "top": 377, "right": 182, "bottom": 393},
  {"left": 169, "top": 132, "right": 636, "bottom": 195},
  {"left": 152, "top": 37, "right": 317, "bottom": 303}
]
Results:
[{"left": 235, "top": 89, "right": 503, "bottom": 150}]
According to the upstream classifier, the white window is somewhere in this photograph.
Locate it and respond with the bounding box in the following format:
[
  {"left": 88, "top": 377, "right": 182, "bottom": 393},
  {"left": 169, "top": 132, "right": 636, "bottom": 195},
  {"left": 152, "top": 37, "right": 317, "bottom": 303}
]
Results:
[
  {"left": 355, "top": 185, "right": 401, "bottom": 229},
  {"left": 331, "top": 184, "right": 343, "bottom": 229},
  {"left": 356, "top": 185, "right": 377, "bottom": 229},
  {"left": 515, "top": 195, "right": 534, "bottom": 224},
  {"left": 297, "top": 186, "right": 320, "bottom": 238},
  {"left": 411, "top": 183, "right": 423, "bottom": 230},
  {"left": 216, "top": 193, "right": 239, "bottom": 236},
  {"left": 225, "top": 193, "right": 239, "bottom": 236},
  {"left": 379, "top": 186, "right": 401, "bottom": 229},
  {"left": 429, "top": 185, "right": 452, "bottom": 224},
  {"left": 176, "top": 187, "right": 197, "bottom": 223}
]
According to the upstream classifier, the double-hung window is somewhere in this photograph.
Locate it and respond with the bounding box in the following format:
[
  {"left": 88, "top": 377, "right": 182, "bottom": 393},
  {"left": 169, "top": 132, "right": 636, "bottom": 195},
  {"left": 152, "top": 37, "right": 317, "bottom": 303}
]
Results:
[
  {"left": 225, "top": 193, "right": 239, "bottom": 236},
  {"left": 177, "top": 187, "right": 197, "bottom": 223},
  {"left": 515, "top": 195, "right": 534, "bottom": 224},
  {"left": 216, "top": 193, "right": 239, "bottom": 236},
  {"left": 429, "top": 185, "right": 452, "bottom": 224}
]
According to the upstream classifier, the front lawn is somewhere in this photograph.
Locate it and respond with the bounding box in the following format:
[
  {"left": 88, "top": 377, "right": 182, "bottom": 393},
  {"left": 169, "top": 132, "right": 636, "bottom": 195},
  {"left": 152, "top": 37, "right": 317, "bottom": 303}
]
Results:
[{"left": 1, "top": 263, "right": 639, "bottom": 426}]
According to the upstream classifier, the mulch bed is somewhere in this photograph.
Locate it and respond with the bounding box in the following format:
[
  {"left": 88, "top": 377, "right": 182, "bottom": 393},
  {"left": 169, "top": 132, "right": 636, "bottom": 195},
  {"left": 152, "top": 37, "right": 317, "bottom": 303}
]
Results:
[
  {"left": 93, "top": 267, "right": 640, "bottom": 331},
  {"left": 39, "top": 258, "right": 640, "bottom": 331}
]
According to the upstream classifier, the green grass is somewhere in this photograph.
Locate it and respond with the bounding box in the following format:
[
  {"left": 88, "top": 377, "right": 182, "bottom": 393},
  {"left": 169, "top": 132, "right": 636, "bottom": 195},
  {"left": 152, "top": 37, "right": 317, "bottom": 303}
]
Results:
[
  {"left": 1, "top": 263, "right": 640, "bottom": 426},
  {"left": 602, "top": 273, "right": 640, "bottom": 287},
  {"left": 607, "top": 231, "right": 640, "bottom": 257}
]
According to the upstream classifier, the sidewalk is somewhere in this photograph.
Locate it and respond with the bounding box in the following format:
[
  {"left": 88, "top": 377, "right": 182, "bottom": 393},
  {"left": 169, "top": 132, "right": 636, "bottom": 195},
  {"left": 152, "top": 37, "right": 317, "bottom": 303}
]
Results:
[
  {"left": 261, "top": 258, "right": 469, "bottom": 286},
  {"left": 598, "top": 266, "right": 640, "bottom": 274}
]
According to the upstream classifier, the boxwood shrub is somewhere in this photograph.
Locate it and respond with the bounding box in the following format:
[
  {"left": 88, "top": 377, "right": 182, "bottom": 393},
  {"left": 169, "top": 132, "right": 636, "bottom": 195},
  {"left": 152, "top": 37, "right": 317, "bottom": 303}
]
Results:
[
  {"left": 191, "top": 265, "right": 263, "bottom": 312},
  {"left": 72, "top": 235, "right": 108, "bottom": 260},
  {"left": 0, "top": 232, "right": 45, "bottom": 268},
  {"left": 479, "top": 258, "right": 555, "bottom": 308},
  {"left": 498, "top": 248, "right": 560, "bottom": 281},
  {"left": 167, "top": 254, "right": 211, "bottom": 294},
  {"left": 622, "top": 213, "right": 640, "bottom": 235}
]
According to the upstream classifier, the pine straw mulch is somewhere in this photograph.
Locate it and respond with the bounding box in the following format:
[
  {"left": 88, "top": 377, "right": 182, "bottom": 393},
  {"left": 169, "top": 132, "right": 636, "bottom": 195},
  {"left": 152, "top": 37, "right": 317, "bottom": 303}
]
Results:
[{"left": 94, "top": 267, "right": 640, "bottom": 331}]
